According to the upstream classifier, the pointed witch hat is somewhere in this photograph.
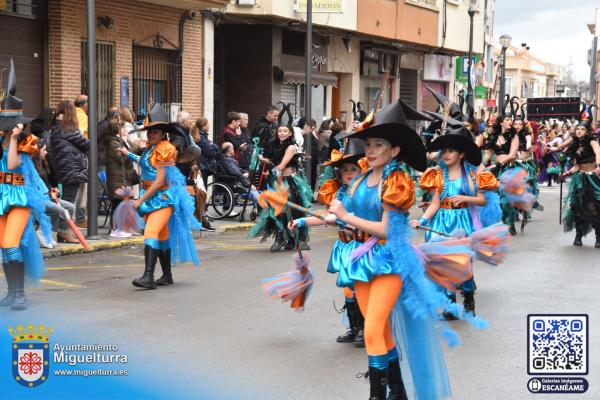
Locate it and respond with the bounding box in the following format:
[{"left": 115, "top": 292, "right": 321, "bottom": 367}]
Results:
[
  {"left": 324, "top": 138, "right": 365, "bottom": 168},
  {"left": 427, "top": 116, "right": 482, "bottom": 166},
  {"left": 0, "top": 59, "right": 32, "bottom": 131},
  {"left": 338, "top": 99, "right": 431, "bottom": 171},
  {"left": 424, "top": 85, "right": 464, "bottom": 122}
]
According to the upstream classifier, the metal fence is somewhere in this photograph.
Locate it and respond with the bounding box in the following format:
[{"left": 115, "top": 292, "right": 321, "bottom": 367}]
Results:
[
  {"left": 132, "top": 46, "right": 181, "bottom": 119},
  {"left": 81, "top": 41, "right": 114, "bottom": 122}
]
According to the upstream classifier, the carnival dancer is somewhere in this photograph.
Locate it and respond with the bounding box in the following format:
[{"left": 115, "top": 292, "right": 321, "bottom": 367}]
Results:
[
  {"left": 514, "top": 118, "right": 542, "bottom": 229},
  {"left": 329, "top": 100, "right": 470, "bottom": 400},
  {"left": 250, "top": 124, "right": 312, "bottom": 251},
  {"left": 289, "top": 139, "right": 368, "bottom": 346},
  {"left": 122, "top": 104, "right": 200, "bottom": 289},
  {"left": 0, "top": 59, "right": 52, "bottom": 310},
  {"left": 411, "top": 122, "right": 498, "bottom": 317},
  {"left": 486, "top": 115, "right": 521, "bottom": 235},
  {"left": 561, "top": 123, "right": 600, "bottom": 247}
]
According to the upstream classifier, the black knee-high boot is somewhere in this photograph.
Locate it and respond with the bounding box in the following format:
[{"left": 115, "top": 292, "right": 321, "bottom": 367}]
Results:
[
  {"left": 156, "top": 248, "right": 173, "bottom": 286},
  {"left": 132, "top": 245, "right": 158, "bottom": 289},
  {"left": 10, "top": 261, "right": 27, "bottom": 311},
  {"left": 595, "top": 228, "right": 600, "bottom": 249},
  {"left": 368, "top": 367, "right": 388, "bottom": 400},
  {"left": 388, "top": 359, "right": 408, "bottom": 400},
  {"left": 0, "top": 262, "right": 16, "bottom": 307},
  {"left": 337, "top": 300, "right": 360, "bottom": 343}
]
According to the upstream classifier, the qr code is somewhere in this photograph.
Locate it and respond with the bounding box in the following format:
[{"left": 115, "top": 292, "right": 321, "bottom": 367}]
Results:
[{"left": 528, "top": 315, "right": 588, "bottom": 375}]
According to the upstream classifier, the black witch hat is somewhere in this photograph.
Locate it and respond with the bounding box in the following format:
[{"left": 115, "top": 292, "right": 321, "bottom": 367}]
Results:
[
  {"left": 324, "top": 138, "right": 365, "bottom": 168},
  {"left": 0, "top": 59, "right": 32, "bottom": 131},
  {"left": 427, "top": 114, "right": 482, "bottom": 166},
  {"left": 340, "top": 99, "right": 430, "bottom": 171},
  {"left": 424, "top": 85, "right": 464, "bottom": 122}
]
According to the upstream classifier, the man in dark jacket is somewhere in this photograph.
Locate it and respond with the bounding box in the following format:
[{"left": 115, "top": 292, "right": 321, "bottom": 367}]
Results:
[
  {"left": 252, "top": 106, "right": 279, "bottom": 151},
  {"left": 298, "top": 117, "right": 319, "bottom": 192}
]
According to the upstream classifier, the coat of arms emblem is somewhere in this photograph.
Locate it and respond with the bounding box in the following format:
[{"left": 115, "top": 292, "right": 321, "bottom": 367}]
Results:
[{"left": 9, "top": 324, "right": 52, "bottom": 388}]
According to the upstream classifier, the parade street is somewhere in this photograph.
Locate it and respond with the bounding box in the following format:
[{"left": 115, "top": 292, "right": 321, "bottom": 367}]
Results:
[{"left": 9, "top": 186, "right": 597, "bottom": 400}]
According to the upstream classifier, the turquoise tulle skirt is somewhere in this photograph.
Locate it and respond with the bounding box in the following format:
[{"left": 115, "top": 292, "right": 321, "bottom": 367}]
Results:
[
  {"left": 562, "top": 172, "right": 600, "bottom": 236},
  {"left": 478, "top": 191, "right": 503, "bottom": 227},
  {"left": 249, "top": 173, "right": 312, "bottom": 239}
]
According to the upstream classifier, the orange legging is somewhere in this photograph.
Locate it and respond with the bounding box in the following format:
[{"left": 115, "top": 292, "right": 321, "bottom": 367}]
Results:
[
  {"left": 343, "top": 286, "right": 354, "bottom": 299},
  {"left": 144, "top": 207, "right": 173, "bottom": 241},
  {"left": 354, "top": 274, "right": 403, "bottom": 356},
  {"left": 0, "top": 207, "right": 30, "bottom": 249}
]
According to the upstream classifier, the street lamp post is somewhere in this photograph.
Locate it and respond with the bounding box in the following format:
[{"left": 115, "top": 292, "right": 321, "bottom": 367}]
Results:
[
  {"left": 466, "top": 0, "right": 477, "bottom": 119},
  {"left": 304, "top": 0, "right": 312, "bottom": 188},
  {"left": 498, "top": 34, "right": 512, "bottom": 114}
]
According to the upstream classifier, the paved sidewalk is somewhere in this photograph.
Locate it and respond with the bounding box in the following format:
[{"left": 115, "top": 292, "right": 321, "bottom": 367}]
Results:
[{"left": 40, "top": 217, "right": 255, "bottom": 258}]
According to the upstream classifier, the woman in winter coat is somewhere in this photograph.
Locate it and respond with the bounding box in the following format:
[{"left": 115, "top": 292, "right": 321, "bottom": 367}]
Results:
[
  {"left": 49, "top": 101, "right": 90, "bottom": 223},
  {"left": 104, "top": 121, "right": 135, "bottom": 235}
]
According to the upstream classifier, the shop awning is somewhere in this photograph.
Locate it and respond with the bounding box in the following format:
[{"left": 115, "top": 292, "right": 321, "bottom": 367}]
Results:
[{"left": 283, "top": 71, "right": 338, "bottom": 87}]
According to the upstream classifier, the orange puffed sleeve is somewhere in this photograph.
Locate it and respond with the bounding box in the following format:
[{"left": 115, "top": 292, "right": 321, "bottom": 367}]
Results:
[
  {"left": 149, "top": 140, "right": 176, "bottom": 168},
  {"left": 382, "top": 170, "right": 415, "bottom": 211},
  {"left": 477, "top": 171, "right": 499, "bottom": 191},
  {"left": 317, "top": 178, "right": 341, "bottom": 206},
  {"left": 17, "top": 134, "right": 39, "bottom": 155},
  {"left": 419, "top": 167, "right": 443, "bottom": 193},
  {"left": 357, "top": 157, "right": 369, "bottom": 174}
]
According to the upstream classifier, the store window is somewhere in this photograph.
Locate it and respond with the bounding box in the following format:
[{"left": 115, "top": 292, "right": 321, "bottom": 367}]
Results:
[
  {"left": 132, "top": 46, "right": 182, "bottom": 118},
  {"left": 1, "top": 0, "right": 39, "bottom": 17}
]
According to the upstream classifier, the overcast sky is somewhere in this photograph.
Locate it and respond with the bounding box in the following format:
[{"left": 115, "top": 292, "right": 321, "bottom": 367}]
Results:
[{"left": 493, "top": 0, "right": 597, "bottom": 81}]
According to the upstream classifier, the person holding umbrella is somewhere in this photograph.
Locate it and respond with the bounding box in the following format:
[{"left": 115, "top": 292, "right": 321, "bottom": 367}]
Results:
[{"left": 0, "top": 59, "right": 52, "bottom": 311}]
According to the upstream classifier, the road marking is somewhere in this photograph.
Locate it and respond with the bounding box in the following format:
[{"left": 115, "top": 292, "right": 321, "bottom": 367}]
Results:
[{"left": 39, "top": 279, "right": 84, "bottom": 289}]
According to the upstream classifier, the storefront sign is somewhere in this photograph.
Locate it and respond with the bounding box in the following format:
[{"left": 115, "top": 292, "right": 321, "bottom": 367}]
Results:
[
  {"left": 312, "top": 44, "right": 328, "bottom": 72},
  {"left": 456, "top": 56, "right": 487, "bottom": 99},
  {"left": 423, "top": 54, "right": 452, "bottom": 82},
  {"left": 295, "top": 0, "right": 344, "bottom": 13},
  {"left": 119, "top": 77, "right": 129, "bottom": 107}
]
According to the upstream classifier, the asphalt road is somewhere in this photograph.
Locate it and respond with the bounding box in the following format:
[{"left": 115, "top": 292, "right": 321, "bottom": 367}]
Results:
[{"left": 2, "top": 185, "right": 599, "bottom": 399}]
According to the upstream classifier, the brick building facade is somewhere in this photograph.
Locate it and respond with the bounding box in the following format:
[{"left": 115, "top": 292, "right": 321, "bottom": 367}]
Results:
[{"left": 47, "top": 0, "right": 205, "bottom": 120}]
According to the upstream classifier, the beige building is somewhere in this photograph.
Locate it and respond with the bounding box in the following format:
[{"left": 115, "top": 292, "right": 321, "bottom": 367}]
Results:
[
  {"left": 222, "top": 0, "right": 490, "bottom": 133},
  {"left": 496, "top": 44, "right": 563, "bottom": 103}
]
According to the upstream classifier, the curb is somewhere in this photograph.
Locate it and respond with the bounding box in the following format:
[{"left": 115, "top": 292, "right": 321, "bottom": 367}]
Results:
[
  {"left": 220, "top": 222, "right": 255, "bottom": 232},
  {"left": 42, "top": 224, "right": 255, "bottom": 258},
  {"left": 42, "top": 237, "right": 145, "bottom": 259}
]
